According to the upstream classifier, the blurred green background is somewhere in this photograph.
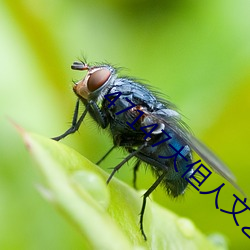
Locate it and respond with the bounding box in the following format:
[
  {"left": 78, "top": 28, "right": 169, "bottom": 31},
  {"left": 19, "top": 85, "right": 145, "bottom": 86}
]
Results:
[{"left": 1, "top": 0, "right": 250, "bottom": 249}]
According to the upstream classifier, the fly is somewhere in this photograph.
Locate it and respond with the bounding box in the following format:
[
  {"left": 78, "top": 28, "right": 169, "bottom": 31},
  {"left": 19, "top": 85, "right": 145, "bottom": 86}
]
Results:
[{"left": 52, "top": 60, "right": 245, "bottom": 240}]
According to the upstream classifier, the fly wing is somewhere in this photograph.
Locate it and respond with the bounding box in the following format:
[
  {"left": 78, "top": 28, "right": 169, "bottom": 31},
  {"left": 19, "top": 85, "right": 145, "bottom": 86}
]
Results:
[
  {"left": 149, "top": 109, "right": 246, "bottom": 196},
  {"left": 174, "top": 127, "right": 245, "bottom": 197}
]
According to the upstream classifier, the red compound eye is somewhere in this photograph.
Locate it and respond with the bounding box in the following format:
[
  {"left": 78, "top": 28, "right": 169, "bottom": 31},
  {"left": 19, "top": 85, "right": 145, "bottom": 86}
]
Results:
[{"left": 87, "top": 68, "right": 111, "bottom": 92}]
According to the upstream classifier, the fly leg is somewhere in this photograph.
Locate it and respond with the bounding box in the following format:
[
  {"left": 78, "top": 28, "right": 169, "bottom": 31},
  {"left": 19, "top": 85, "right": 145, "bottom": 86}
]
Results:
[
  {"left": 96, "top": 145, "right": 116, "bottom": 165},
  {"left": 133, "top": 160, "right": 141, "bottom": 189},
  {"left": 140, "top": 172, "right": 166, "bottom": 240},
  {"left": 101, "top": 148, "right": 141, "bottom": 188},
  {"left": 52, "top": 99, "right": 88, "bottom": 141},
  {"left": 88, "top": 100, "right": 107, "bottom": 129},
  {"left": 52, "top": 99, "right": 108, "bottom": 141},
  {"left": 107, "top": 143, "right": 147, "bottom": 184}
]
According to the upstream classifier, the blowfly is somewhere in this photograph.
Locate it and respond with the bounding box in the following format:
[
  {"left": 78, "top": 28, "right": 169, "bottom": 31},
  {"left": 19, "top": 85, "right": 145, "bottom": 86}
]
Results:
[{"left": 52, "top": 60, "right": 244, "bottom": 240}]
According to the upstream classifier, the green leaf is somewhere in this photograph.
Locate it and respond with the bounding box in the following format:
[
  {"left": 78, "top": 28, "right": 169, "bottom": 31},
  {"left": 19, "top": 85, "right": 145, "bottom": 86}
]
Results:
[{"left": 19, "top": 128, "right": 226, "bottom": 250}]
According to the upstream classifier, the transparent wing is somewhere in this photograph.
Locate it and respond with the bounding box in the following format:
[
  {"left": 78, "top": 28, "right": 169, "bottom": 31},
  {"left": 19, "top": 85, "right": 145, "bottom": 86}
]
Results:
[{"left": 148, "top": 110, "right": 246, "bottom": 196}]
